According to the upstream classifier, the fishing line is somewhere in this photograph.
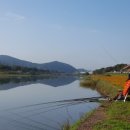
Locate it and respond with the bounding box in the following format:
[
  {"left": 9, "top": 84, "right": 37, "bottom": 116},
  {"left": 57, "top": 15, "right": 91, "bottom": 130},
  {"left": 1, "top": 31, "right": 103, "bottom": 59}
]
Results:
[
  {"left": 1, "top": 96, "right": 106, "bottom": 130},
  {"left": 39, "top": 114, "right": 62, "bottom": 128},
  {"left": 25, "top": 101, "right": 91, "bottom": 117},
  {"left": 0, "top": 114, "right": 44, "bottom": 130},
  {"left": 22, "top": 101, "right": 84, "bottom": 118},
  {"left": 65, "top": 106, "right": 75, "bottom": 122},
  {"left": 14, "top": 101, "right": 80, "bottom": 114},
  {"left": 101, "top": 45, "right": 119, "bottom": 64},
  {"left": 10, "top": 112, "right": 58, "bottom": 130},
  {"left": 7, "top": 101, "right": 85, "bottom": 125},
  {"left": 0, "top": 115, "right": 33, "bottom": 130},
  {"left": 17, "top": 99, "right": 93, "bottom": 114}
]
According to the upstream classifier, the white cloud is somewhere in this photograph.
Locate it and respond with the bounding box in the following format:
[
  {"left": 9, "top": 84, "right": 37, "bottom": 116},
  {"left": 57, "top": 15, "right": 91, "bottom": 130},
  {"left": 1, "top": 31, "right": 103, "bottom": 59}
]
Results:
[
  {"left": 6, "top": 12, "right": 25, "bottom": 20},
  {"left": 0, "top": 12, "right": 25, "bottom": 21}
]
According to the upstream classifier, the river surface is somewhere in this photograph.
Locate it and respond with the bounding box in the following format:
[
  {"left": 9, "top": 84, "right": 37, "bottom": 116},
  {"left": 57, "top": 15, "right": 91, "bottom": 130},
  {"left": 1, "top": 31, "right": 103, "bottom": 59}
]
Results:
[{"left": 0, "top": 76, "right": 100, "bottom": 130}]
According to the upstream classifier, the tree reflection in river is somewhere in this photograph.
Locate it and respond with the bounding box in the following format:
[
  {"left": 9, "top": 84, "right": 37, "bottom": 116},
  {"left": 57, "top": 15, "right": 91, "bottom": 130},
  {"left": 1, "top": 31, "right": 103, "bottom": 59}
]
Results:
[{"left": 0, "top": 76, "right": 77, "bottom": 90}]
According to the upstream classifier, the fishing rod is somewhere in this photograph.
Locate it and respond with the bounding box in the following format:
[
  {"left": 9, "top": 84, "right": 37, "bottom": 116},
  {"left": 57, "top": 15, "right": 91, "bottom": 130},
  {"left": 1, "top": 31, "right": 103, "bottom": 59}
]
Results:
[
  {"left": 5, "top": 96, "right": 107, "bottom": 111},
  {"left": 2, "top": 101, "right": 87, "bottom": 130},
  {"left": 2, "top": 100, "right": 89, "bottom": 130},
  {"left": 11, "top": 102, "right": 76, "bottom": 128},
  {"left": 17, "top": 101, "right": 87, "bottom": 118},
  {"left": 17, "top": 95, "right": 103, "bottom": 114},
  {"left": 16, "top": 100, "right": 84, "bottom": 114},
  {"left": 21, "top": 99, "right": 102, "bottom": 118}
]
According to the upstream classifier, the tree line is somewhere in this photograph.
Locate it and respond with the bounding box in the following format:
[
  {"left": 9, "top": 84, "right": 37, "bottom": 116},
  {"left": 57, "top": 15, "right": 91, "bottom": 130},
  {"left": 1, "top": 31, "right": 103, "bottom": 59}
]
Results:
[
  {"left": 0, "top": 64, "right": 50, "bottom": 74},
  {"left": 93, "top": 64, "right": 127, "bottom": 74}
]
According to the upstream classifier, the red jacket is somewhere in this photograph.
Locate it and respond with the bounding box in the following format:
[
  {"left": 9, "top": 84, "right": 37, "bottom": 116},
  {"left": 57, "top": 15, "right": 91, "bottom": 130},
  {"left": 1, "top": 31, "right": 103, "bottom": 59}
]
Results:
[{"left": 123, "top": 80, "right": 130, "bottom": 96}]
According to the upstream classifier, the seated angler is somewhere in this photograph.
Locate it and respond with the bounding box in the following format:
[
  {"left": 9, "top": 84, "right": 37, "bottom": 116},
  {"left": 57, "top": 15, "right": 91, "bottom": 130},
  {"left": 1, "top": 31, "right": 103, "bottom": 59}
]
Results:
[{"left": 113, "top": 73, "right": 130, "bottom": 101}]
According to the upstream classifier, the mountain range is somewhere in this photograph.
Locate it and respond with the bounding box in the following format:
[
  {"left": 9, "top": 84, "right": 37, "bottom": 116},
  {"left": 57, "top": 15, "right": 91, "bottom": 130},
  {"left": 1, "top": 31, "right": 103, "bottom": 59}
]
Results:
[{"left": 0, "top": 55, "right": 77, "bottom": 73}]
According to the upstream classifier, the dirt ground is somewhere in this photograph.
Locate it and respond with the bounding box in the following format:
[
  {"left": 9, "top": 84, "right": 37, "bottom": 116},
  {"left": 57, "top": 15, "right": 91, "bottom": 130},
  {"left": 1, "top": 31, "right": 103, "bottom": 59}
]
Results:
[{"left": 78, "top": 104, "right": 107, "bottom": 130}]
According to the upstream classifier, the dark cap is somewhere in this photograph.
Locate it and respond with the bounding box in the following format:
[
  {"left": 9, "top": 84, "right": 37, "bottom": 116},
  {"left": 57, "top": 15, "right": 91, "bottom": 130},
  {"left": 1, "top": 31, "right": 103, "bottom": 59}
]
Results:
[{"left": 128, "top": 73, "right": 130, "bottom": 80}]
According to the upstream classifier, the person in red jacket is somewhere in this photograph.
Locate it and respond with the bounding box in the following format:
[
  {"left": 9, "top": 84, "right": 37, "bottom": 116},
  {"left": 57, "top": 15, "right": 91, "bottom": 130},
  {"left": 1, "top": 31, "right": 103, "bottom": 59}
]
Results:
[
  {"left": 122, "top": 74, "right": 130, "bottom": 97},
  {"left": 113, "top": 73, "right": 130, "bottom": 100}
]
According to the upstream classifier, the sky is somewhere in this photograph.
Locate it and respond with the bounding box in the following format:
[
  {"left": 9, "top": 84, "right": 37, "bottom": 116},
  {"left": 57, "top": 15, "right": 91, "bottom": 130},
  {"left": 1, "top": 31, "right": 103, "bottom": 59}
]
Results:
[{"left": 0, "top": 0, "right": 130, "bottom": 70}]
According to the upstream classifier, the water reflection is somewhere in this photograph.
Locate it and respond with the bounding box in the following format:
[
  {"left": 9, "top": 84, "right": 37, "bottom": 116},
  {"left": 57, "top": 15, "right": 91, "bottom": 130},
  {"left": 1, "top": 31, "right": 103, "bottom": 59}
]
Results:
[
  {"left": 0, "top": 76, "right": 77, "bottom": 90},
  {"left": 0, "top": 76, "right": 100, "bottom": 130}
]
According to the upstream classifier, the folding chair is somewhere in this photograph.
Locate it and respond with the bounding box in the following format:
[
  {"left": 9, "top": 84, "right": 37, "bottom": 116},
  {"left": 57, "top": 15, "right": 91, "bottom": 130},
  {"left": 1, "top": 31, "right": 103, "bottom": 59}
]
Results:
[
  {"left": 124, "top": 89, "right": 130, "bottom": 102},
  {"left": 114, "top": 90, "right": 123, "bottom": 102}
]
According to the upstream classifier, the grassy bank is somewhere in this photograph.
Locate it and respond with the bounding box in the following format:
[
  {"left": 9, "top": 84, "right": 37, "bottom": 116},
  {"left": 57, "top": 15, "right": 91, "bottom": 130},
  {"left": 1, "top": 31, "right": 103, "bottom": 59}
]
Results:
[
  {"left": 81, "top": 77, "right": 115, "bottom": 97},
  {"left": 93, "top": 102, "right": 130, "bottom": 130},
  {"left": 80, "top": 74, "right": 125, "bottom": 97},
  {"left": 68, "top": 74, "right": 130, "bottom": 130},
  {"left": 62, "top": 110, "right": 96, "bottom": 130}
]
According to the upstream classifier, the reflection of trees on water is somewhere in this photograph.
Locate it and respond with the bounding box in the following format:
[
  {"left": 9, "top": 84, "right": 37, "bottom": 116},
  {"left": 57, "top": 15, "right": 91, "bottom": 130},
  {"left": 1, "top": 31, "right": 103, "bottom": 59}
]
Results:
[{"left": 0, "top": 76, "right": 77, "bottom": 90}]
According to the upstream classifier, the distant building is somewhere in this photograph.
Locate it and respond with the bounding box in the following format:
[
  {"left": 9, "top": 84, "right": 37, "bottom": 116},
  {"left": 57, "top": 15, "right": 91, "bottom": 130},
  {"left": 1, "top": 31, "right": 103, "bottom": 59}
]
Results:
[
  {"left": 121, "top": 65, "right": 130, "bottom": 73},
  {"left": 77, "top": 68, "right": 89, "bottom": 74}
]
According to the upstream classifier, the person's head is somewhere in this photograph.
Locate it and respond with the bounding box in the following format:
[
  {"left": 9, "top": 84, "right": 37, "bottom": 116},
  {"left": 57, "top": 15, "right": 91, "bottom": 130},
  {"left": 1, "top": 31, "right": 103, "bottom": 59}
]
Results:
[{"left": 128, "top": 73, "right": 130, "bottom": 80}]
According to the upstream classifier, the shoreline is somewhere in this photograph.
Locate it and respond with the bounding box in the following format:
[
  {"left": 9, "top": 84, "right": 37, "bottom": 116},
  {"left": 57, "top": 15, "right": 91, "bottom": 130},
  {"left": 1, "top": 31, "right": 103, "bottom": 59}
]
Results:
[{"left": 68, "top": 74, "right": 130, "bottom": 130}]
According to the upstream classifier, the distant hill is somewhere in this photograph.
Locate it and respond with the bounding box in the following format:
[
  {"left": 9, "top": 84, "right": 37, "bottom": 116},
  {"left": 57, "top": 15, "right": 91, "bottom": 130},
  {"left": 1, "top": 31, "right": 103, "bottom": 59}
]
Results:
[
  {"left": 40, "top": 61, "right": 77, "bottom": 73},
  {"left": 0, "top": 55, "right": 77, "bottom": 73}
]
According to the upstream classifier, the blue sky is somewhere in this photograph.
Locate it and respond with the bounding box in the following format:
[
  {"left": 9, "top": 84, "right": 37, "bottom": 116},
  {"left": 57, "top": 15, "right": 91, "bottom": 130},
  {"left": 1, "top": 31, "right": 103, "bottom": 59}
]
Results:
[{"left": 0, "top": 0, "right": 130, "bottom": 69}]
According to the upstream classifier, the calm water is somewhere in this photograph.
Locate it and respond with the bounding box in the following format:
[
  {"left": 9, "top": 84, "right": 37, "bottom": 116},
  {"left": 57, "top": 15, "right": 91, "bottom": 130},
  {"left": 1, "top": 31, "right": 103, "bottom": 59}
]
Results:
[{"left": 0, "top": 76, "right": 100, "bottom": 130}]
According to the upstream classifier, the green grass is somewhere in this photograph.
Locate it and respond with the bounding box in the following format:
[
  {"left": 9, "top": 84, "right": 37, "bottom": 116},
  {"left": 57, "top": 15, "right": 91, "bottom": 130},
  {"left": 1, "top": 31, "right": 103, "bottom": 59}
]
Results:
[
  {"left": 93, "top": 119, "right": 130, "bottom": 130},
  {"left": 95, "top": 80, "right": 119, "bottom": 97},
  {"left": 63, "top": 110, "right": 96, "bottom": 130},
  {"left": 70, "top": 110, "right": 95, "bottom": 130},
  {"left": 93, "top": 102, "right": 130, "bottom": 130}
]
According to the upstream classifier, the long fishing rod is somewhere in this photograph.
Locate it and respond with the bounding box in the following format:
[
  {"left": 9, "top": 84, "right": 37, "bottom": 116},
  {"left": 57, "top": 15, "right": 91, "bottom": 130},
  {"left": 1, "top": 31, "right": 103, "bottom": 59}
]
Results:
[
  {"left": 5, "top": 99, "right": 90, "bottom": 128},
  {"left": 2, "top": 101, "right": 86, "bottom": 130},
  {"left": 16, "top": 100, "right": 83, "bottom": 114},
  {"left": 5, "top": 96, "right": 106, "bottom": 111},
  {"left": 12, "top": 103, "right": 73, "bottom": 128},
  {"left": 24, "top": 100, "right": 98, "bottom": 118},
  {"left": 12, "top": 103, "right": 75, "bottom": 124},
  {"left": 4, "top": 99, "right": 90, "bottom": 130},
  {"left": 16, "top": 96, "right": 98, "bottom": 114},
  {"left": 14, "top": 101, "right": 85, "bottom": 118}
]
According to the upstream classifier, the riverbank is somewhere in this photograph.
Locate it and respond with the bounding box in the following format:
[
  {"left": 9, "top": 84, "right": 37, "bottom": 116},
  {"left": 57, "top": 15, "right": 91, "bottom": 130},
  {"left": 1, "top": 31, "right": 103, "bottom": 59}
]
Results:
[
  {"left": 0, "top": 71, "right": 74, "bottom": 78},
  {"left": 68, "top": 74, "right": 130, "bottom": 130}
]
